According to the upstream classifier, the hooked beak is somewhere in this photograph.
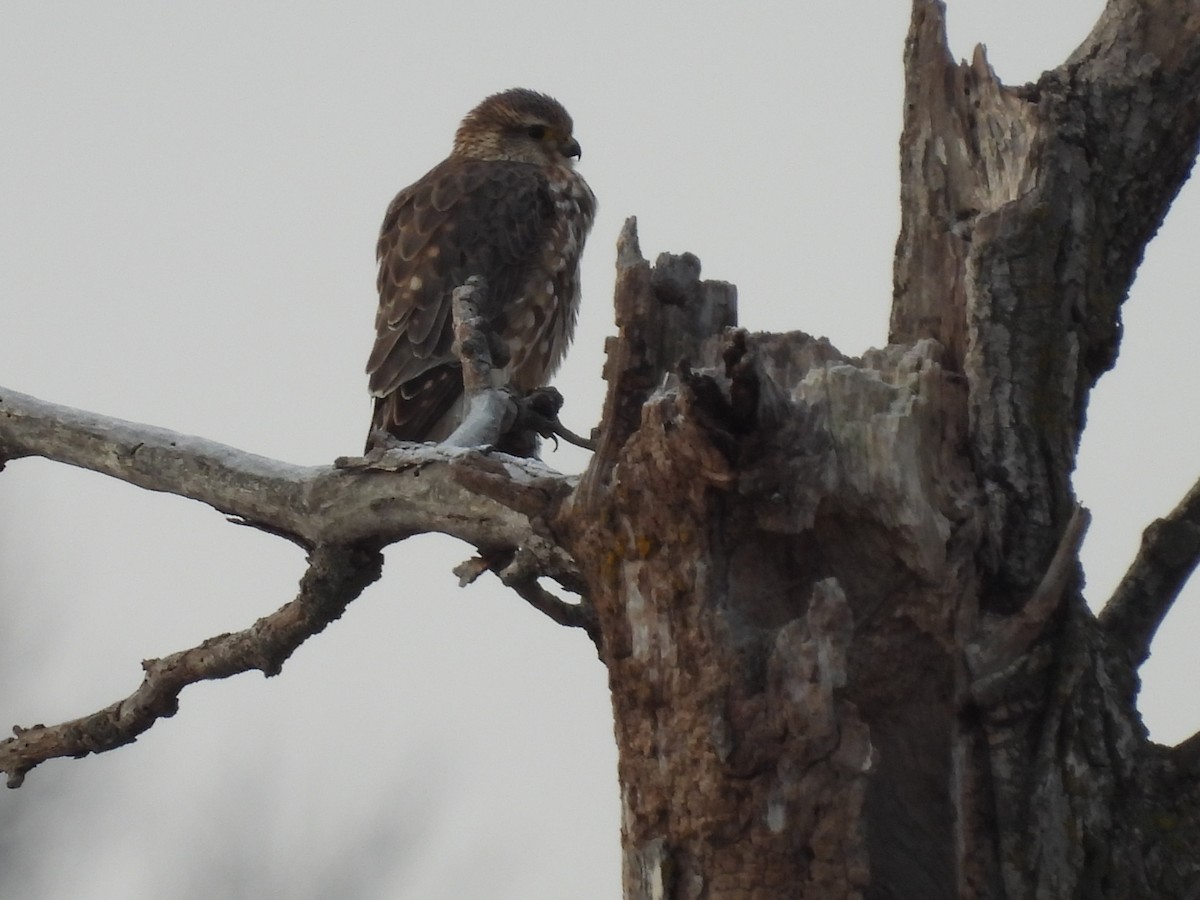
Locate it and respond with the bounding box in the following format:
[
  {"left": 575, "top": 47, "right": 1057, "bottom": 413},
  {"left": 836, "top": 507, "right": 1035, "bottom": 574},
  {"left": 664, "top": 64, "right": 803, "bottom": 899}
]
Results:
[{"left": 562, "top": 137, "right": 582, "bottom": 160}]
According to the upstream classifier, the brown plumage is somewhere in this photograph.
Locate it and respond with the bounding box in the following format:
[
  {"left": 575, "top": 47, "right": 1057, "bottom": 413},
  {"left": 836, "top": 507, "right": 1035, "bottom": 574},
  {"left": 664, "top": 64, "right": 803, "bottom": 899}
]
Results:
[{"left": 366, "top": 88, "right": 596, "bottom": 447}]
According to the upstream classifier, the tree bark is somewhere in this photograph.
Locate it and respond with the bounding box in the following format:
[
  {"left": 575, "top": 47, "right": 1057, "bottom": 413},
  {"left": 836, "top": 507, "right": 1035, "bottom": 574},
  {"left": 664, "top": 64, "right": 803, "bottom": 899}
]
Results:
[
  {"left": 554, "top": 1, "right": 1200, "bottom": 896},
  {"left": 562, "top": 221, "right": 974, "bottom": 899},
  {"left": 3, "top": 0, "right": 1199, "bottom": 896}
]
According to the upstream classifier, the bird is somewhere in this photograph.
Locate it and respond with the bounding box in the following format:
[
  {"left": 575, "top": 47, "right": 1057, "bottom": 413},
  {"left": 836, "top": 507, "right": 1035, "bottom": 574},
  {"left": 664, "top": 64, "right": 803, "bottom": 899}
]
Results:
[{"left": 365, "top": 88, "right": 596, "bottom": 450}]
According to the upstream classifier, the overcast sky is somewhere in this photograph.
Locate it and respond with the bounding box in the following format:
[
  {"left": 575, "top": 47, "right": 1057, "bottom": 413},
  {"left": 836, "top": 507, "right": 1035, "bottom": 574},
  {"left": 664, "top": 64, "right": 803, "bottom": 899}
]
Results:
[{"left": 1, "top": 1, "right": 1196, "bottom": 898}]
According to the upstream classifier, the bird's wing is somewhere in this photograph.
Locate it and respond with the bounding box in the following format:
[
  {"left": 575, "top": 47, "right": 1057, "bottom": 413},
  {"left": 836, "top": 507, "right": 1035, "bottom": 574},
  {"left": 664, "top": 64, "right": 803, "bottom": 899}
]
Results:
[{"left": 367, "top": 158, "right": 552, "bottom": 441}]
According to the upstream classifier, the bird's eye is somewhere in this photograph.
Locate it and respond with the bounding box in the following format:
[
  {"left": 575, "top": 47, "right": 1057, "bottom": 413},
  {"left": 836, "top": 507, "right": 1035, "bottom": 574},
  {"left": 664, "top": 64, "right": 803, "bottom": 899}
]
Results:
[{"left": 525, "top": 124, "right": 547, "bottom": 140}]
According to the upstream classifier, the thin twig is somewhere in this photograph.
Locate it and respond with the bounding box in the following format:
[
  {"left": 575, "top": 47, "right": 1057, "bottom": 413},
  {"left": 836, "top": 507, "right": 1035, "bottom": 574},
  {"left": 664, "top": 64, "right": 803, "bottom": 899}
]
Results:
[
  {"left": 505, "top": 576, "right": 598, "bottom": 644},
  {"left": 497, "top": 541, "right": 597, "bottom": 642}
]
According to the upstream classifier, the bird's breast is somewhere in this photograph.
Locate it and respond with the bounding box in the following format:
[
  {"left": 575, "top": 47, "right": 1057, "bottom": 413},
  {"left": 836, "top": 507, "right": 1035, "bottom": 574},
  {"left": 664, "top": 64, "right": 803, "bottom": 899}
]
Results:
[{"left": 502, "top": 168, "right": 594, "bottom": 390}]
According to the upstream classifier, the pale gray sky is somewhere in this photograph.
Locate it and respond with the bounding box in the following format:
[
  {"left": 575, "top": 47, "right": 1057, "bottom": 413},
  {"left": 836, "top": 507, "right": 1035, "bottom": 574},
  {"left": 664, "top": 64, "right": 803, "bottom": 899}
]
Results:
[{"left": 1, "top": 2, "right": 1195, "bottom": 898}]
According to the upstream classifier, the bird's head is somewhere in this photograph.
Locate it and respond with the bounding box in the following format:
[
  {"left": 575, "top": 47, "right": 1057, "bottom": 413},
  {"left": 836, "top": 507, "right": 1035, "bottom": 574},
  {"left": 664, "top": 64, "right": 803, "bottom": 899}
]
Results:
[{"left": 452, "top": 88, "right": 583, "bottom": 166}]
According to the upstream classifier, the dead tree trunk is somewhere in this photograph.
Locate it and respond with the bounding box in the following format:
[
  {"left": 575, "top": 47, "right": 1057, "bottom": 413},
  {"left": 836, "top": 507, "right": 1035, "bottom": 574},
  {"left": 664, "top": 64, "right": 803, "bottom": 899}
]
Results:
[
  {"left": 553, "top": 2, "right": 1200, "bottom": 897},
  {"left": 2, "top": 1, "right": 1198, "bottom": 897}
]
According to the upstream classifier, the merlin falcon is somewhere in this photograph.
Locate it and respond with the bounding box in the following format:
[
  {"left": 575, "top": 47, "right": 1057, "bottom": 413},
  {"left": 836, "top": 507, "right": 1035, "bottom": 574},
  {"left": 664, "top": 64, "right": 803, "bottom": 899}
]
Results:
[{"left": 365, "top": 88, "right": 596, "bottom": 448}]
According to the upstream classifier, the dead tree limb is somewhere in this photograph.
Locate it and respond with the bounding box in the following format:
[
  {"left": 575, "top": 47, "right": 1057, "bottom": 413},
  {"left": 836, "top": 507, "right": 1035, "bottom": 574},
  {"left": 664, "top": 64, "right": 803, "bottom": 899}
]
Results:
[
  {"left": 1099, "top": 474, "right": 1200, "bottom": 667},
  {"left": 0, "top": 384, "right": 586, "bottom": 787},
  {"left": 3, "top": 1, "right": 1200, "bottom": 896},
  {"left": 0, "top": 387, "right": 574, "bottom": 567},
  {"left": 0, "top": 542, "right": 383, "bottom": 787}
]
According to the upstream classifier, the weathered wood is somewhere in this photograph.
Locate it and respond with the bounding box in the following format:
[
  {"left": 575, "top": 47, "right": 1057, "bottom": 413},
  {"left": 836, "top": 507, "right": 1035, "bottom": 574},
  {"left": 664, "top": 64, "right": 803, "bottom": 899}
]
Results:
[
  {"left": 0, "top": 386, "right": 590, "bottom": 784},
  {"left": 0, "top": 542, "right": 384, "bottom": 787},
  {"left": 0, "top": 386, "right": 573, "bottom": 563},
  {"left": 888, "top": 1, "right": 1200, "bottom": 896},
  {"left": 549, "top": 1, "right": 1200, "bottom": 896},
  {"left": 2, "top": 0, "right": 1199, "bottom": 895},
  {"left": 559, "top": 222, "right": 980, "bottom": 898},
  {"left": 897, "top": 0, "right": 1200, "bottom": 610},
  {"left": 1099, "top": 474, "right": 1200, "bottom": 666}
]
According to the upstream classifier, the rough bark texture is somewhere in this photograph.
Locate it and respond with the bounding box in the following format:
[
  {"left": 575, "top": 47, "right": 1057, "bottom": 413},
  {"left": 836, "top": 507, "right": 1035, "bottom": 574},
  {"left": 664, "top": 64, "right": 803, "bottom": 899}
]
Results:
[
  {"left": 553, "top": 0, "right": 1200, "bottom": 896},
  {"left": 0, "top": 296, "right": 589, "bottom": 782},
  {"left": 561, "top": 222, "right": 975, "bottom": 899},
  {"left": 3, "top": 0, "right": 1200, "bottom": 896},
  {"left": 0, "top": 542, "right": 384, "bottom": 787}
]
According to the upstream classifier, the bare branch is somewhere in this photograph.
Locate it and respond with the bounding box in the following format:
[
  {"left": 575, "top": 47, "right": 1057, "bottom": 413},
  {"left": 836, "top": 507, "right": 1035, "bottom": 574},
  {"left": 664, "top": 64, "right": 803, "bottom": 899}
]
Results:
[
  {"left": 453, "top": 536, "right": 596, "bottom": 640},
  {"left": 0, "top": 542, "right": 383, "bottom": 787},
  {"left": 1099, "top": 475, "right": 1200, "bottom": 667},
  {"left": 0, "top": 350, "right": 590, "bottom": 786},
  {"left": 0, "top": 276, "right": 597, "bottom": 785},
  {"left": 497, "top": 539, "right": 598, "bottom": 641},
  {"left": 506, "top": 575, "right": 595, "bottom": 638},
  {"left": 0, "top": 386, "right": 576, "bottom": 578},
  {"left": 0, "top": 385, "right": 586, "bottom": 780}
]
